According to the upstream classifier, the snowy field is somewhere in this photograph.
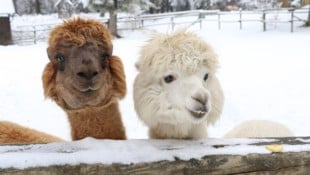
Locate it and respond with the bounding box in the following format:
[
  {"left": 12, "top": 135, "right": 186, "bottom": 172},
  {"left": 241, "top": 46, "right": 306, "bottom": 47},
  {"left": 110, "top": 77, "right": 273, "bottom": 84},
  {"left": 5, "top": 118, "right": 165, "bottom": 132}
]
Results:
[{"left": 0, "top": 13, "right": 310, "bottom": 141}]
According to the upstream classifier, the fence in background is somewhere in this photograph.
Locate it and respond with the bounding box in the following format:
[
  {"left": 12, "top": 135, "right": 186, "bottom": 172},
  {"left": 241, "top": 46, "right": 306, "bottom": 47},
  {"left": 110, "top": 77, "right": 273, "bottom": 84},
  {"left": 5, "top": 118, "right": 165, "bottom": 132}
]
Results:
[{"left": 11, "top": 8, "right": 309, "bottom": 45}]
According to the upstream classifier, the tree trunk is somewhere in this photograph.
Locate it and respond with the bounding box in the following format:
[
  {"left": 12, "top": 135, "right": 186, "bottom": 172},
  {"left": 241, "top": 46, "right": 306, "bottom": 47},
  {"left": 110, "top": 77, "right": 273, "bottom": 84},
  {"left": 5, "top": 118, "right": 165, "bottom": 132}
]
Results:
[
  {"left": 306, "top": 5, "right": 310, "bottom": 26},
  {"left": 35, "top": 0, "right": 40, "bottom": 14},
  {"left": 108, "top": 10, "right": 121, "bottom": 38}
]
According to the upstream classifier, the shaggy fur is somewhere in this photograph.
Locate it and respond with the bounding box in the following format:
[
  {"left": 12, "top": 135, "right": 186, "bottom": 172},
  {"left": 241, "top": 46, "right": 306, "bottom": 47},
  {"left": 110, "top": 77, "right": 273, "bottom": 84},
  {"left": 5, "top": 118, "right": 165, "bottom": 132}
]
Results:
[
  {"left": 43, "top": 18, "right": 127, "bottom": 140},
  {"left": 134, "top": 30, "right": 224, "bottom": 139},
  {"left": 0, "top": 18, "right": 127, "bottom": 144},
  {"left": 224, "top": 120, "right": 294, "bottom": 138},
  {"left": 0, "top": 121, "right": 63, "bottom": 144}
]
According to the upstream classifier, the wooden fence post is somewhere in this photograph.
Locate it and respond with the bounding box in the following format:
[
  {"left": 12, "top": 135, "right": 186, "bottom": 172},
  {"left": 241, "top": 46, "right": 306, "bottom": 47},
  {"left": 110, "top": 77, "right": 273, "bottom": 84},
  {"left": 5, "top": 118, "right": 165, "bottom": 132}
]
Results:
[
  {"left": 290, "top": 9, "right": 294, "bottom": 32},
  {"left": 239, "top": 9, "right": 242, "bottom": 30},
  {"left": 199, "top": 16, "right": 202, "bottom": 30},
  {"left": 198, "top": 11, "right": 205, "bottom": 30},
  {"left": 262, "top": 10, "right": 266, "bottom": 32},
  {"left": 218, "top": 13, "right": 221, "bottom": 30},
  {"left": 141, "top": 19, "right": 144, "bottom": 29},
  {"left": 171, "top": 17, "right": 174, "bottom": 31},
  {"left": 33, "top": 26, "right": 36, "bottom": 44}
]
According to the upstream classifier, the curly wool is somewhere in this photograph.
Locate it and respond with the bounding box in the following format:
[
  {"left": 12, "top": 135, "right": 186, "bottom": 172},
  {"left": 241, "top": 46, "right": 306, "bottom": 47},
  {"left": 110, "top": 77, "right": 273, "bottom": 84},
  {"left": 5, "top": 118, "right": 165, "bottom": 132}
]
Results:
[
  {"left": 134, "top": 29, "right": 224, "bottom": 139},
  {"left": 137, "top": 29, "right": 219, "bottom": 76}
]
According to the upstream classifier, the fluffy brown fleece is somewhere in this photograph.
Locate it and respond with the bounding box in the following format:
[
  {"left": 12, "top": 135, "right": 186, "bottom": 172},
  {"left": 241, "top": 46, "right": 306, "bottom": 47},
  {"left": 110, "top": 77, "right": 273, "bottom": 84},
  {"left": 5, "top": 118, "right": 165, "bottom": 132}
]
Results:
[
  {"left": 0, "top": 18, "right": 126, "bottom": 144},
  {"left": 0, "top": 121, "right": 63, "bottom": 144},
  {"left": 43, "top": 18, "right": 127, "bottom": 140}
]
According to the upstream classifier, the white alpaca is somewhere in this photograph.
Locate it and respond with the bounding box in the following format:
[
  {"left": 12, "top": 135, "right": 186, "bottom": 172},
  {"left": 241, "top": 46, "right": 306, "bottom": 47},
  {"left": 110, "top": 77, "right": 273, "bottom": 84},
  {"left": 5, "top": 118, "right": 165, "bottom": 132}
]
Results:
[
  {"left": 134, "top": 30, "right": 224, "bottom": 139},
  {"left": 224, "top": 120, "right": 294, "bottom": 138}
]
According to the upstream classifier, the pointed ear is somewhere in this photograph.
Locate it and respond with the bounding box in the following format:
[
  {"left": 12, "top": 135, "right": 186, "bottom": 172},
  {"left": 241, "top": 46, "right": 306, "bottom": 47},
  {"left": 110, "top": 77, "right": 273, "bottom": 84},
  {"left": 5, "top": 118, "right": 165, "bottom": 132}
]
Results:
[
  {"left": 109, "top": 56, "right": 126, "bottom": 99},
  {"left": 42, "top": 62, "right": 57, "bottom": 100}
]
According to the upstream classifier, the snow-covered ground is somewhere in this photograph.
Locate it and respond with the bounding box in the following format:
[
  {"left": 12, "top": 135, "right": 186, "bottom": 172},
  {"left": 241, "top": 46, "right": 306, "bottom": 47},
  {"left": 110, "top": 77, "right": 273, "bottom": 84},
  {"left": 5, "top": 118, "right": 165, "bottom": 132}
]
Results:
[{"left": 0, "top": 12, "right": 310, "bottom": 142}]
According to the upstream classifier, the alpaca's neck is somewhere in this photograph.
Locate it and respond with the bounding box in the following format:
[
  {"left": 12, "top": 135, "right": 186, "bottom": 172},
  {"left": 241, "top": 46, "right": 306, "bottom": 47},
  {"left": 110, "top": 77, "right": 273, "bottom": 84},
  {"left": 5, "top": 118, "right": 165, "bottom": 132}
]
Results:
[
  {"left": 66, "top": 102, "right": 126, "bottom": 140},
  {"left": 149, "top": 123, "right": 207, "bottom": 139}
]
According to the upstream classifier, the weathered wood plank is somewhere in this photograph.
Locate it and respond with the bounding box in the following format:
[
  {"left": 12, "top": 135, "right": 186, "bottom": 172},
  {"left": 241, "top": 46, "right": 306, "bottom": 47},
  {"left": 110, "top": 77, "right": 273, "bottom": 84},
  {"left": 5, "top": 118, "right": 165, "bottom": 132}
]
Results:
[{"left": 0, "top": 137, "right": 310, "bottom": 175}]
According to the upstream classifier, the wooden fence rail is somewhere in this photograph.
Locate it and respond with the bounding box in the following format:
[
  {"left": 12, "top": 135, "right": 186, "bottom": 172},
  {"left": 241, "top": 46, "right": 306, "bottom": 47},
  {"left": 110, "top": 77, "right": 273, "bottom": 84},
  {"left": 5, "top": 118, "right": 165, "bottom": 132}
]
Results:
[{"left": 0, "top": 137, "right": 310, "bottom": 175}]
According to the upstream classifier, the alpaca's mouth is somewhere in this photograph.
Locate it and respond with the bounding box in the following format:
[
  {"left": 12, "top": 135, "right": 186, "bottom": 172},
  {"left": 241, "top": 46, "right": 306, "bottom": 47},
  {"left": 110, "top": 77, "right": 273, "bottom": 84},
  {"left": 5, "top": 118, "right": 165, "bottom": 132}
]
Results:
[
  {"left": 187, "top": 106, "right": 208, "bottom": 119},
  {"left": 190, "top": 110, "right": 206, "bottom": 118},
  {"left": 78, "top": 86, "right": 99, "bottom": 93}
]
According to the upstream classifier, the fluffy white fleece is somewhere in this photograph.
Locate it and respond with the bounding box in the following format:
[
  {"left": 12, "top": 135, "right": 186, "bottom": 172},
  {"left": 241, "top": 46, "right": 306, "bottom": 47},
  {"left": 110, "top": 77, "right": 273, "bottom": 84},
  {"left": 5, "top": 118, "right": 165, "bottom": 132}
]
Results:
[
  {"left": 134, "top": 30, "right": 224, "bottom": 139},
  {"left": 224, "top": 120, "right": 294, "bottom": 138}
]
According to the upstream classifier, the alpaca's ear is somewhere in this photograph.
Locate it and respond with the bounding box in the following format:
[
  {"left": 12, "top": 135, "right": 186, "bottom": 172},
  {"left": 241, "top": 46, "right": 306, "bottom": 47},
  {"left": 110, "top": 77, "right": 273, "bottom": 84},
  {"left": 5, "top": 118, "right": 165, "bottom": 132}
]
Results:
[
  {"left": 109, "top": 56, "right": 126, "bottom": 99},
  {"left": 42, "top": 62, "right": 57, "bottom": 100},
  {"left": 46, "top": 47, "right": 53, "bottom": 61},
  {"left": 110, "top": 44, "right": 113, "bottom": 55}
]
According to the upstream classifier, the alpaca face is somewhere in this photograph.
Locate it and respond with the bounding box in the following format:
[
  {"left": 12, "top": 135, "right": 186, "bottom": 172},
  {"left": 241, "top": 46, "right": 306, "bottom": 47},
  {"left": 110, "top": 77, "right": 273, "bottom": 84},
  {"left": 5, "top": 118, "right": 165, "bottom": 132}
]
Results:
[
  {"left": 48, "top": 43, "right": 113, "bottom": 109},
  {"left": 134, "top": 30, "right": 224, "bottom": 136},
  {"left": 134, "top": 65, "right": 213, "bottom": 126},
  {"left": 161, "top": 66, "right": 213, "bottom": 123},
  {"left": 43, "top": 18, "right": 126, "bottom": 110}
]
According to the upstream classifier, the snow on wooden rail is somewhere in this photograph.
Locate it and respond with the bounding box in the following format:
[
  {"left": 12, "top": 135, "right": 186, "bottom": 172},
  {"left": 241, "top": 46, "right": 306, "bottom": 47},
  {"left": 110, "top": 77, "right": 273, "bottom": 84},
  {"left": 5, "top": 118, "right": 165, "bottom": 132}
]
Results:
[{"left": 0, "top": 137, "right": 310, "bottom": 175}]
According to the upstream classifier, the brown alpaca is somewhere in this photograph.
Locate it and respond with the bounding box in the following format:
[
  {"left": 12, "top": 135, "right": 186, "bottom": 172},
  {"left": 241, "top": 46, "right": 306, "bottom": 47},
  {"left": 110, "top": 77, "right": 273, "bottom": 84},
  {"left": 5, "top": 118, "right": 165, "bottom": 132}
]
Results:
[
  {"left": 43, "top": 18, "right": 127, "bottom": 140},
  {"left": 0, "top": 18, "right": 127, "bottom": 143},
  {"left": 0, "top": 121, "right": 63, "bottom": 144}
]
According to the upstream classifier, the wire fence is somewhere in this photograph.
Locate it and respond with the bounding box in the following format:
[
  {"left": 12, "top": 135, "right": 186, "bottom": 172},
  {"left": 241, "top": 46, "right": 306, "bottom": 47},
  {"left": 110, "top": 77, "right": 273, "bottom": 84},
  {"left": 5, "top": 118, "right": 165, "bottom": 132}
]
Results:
[{"left": 11, "top": 8, "right": 309, "bottom": 45}]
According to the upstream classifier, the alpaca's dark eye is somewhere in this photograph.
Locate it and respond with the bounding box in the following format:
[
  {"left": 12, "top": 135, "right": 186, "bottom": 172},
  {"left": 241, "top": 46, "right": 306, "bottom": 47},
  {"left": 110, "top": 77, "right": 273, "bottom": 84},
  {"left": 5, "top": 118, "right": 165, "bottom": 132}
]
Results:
[
  {"left": 203, "top": 73, "right": 209, "bottom": 81},
  {"left": 101, "top": 53, "right": 109, "bottom": 60},
  {"left": 55, "top": 54, "right": 65, "bottom": 71},
  {"left": 56, "top": 54, "right": 65, "bottom": 63},
  {"left": 164, "top": 75, "right": 176, "bottom": 83},
  {"left": 100, "top": 53, "right": 109, "bottom": 68}
]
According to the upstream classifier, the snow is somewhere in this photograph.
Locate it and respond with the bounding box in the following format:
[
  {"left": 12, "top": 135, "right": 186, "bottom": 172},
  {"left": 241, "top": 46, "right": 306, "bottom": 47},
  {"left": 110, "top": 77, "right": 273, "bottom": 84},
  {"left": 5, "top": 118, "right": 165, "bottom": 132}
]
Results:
[
  {"left": 0, "top": 0, "right": 15, "bottom": 14},
  {"left": 0, "top": 9, "right": 310, "bottom": 169},
  {"left": 1, "top": 137, "right": 310, "bottom": 169}
]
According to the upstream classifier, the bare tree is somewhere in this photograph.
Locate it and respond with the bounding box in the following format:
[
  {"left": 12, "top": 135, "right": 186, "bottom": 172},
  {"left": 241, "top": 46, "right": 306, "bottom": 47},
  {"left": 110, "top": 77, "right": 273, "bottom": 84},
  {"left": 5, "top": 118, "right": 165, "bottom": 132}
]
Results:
[
  {"left": 89, "top": 0, "right": 155, "bottom": 37},
  {"left": 35, "top": 0, "right": 41, "bottom": 13}
]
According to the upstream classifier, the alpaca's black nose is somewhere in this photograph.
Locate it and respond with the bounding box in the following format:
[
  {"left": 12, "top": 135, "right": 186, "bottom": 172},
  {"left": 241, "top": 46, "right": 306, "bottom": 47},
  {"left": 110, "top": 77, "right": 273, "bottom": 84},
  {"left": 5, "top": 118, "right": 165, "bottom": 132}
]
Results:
[
  {"left": 77, "top": 70, "right": 98, "bottom": 81},
  {"left": 192, "top": 94, "right": 207, "bottom": 106},
  {"left": 76, "top": 57, "right": 99, "bottom": 81}
]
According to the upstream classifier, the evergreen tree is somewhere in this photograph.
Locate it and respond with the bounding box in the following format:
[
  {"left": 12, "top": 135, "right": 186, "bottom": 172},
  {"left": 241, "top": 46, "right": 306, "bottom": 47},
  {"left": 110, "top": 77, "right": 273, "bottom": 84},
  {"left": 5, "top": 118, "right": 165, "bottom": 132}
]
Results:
[{"left": 89, "top": 0, "right": 155, "bottom": 37}]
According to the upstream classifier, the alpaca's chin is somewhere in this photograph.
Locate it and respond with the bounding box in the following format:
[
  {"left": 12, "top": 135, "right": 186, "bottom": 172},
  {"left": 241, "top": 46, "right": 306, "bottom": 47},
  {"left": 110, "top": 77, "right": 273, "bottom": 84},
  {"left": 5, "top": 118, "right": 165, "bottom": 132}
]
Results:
[
  {"left": 64, "top": 97, "right": 102, "bottom": 110},
  {"left": 184, "top": 114, "right": 206, "bottom": 124},
  {"left": 59, "top": 87, "right": 106, "bottom": 110}
]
